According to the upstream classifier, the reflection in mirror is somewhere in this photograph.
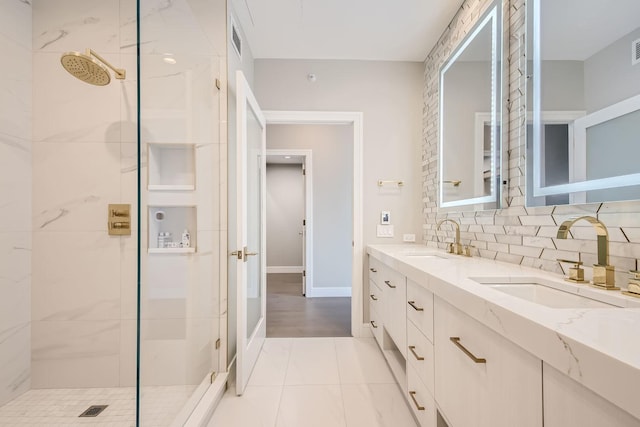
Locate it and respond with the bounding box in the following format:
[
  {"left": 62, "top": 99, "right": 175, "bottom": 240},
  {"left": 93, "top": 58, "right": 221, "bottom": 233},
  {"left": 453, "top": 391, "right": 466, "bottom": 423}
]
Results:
[
  {"left": 527, "top": 0, "right": 640, "bottom": 207},
  {"left": 439, "top": 3, "right": 502, "bottom": 209}
]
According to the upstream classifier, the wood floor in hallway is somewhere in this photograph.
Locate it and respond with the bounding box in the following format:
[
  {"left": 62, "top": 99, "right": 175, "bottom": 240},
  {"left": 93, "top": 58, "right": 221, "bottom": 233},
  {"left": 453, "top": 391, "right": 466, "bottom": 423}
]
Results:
[{"left": 267, "top": 273, "right": 351, "bottom": 337}]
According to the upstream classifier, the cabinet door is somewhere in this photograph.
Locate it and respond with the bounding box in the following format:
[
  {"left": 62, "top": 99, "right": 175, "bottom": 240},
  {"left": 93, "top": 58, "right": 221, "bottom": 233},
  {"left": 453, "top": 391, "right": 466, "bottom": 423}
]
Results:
[
  {"left": 543, "top": 362, "right": 640, "bottom": 427},
  {"left": 434, "top": 298, "right": 542, "bottom": 427},
  {"left": 369, "top": 280, "right": 383, "bottom": 347},
  {"left": 382, "top": 268, "right": 406, "bottom": 358},
  {"left": 407, "top": 279, "right": 434, "bottom": 343}
]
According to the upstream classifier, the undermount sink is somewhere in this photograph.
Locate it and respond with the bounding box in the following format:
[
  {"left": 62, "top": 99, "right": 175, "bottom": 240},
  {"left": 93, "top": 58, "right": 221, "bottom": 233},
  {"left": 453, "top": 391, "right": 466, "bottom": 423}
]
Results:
[
  {"left": 400, "top": 252, "right": 447, "bottom": 259},
  {"left": 470, "top": 277, "right": 619, "bottom": 309}
]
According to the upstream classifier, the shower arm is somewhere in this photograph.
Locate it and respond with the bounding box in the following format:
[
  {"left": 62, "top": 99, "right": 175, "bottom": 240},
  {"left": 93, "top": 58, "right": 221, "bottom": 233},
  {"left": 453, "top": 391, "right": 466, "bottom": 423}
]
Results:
[{"left": 86, "top": 49, "right": 126, "bottom": 80}]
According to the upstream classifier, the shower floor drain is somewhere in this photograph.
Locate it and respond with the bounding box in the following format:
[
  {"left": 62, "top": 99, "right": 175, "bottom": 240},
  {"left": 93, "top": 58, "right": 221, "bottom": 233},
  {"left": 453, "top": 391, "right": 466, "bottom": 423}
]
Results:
[{"left": 79, "top": 405, "right": 108, "bottom": 417}]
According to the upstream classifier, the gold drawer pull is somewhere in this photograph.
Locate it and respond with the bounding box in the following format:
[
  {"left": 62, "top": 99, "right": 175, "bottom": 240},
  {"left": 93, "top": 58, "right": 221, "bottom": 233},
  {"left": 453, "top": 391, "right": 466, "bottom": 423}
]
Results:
[
  {"left": 370, "top": 294, "right": 378, "bottom": 301},
  {"left": 408, "top": 345, "right": 424, "bottom": 361},
  {"left": 450, "top": 337, "right": 486, "bottom": 364},
  {"left": 370, "top": 268, "right": 377, "bottom": 273},
  {"left": 408, "top": 300, "right": 423, "bottom": 311},
  {"left": 384, "top": 280, "right": 396, "bottom": 289},
  {"left": 370, "top": 320, "right": 378, "bottom": 329},
  {"left": 408, "top": 391, "right": 425, "bottom": 411}
]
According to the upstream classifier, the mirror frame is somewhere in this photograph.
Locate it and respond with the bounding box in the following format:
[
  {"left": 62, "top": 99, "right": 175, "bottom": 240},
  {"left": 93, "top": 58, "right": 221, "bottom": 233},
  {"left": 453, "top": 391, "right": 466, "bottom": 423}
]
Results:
[
  {"left": 530, "top": 0, "right": 640, "bottom": 202},
  {"left": 438, "top": 3, "right": 502, "bottom": 209}
]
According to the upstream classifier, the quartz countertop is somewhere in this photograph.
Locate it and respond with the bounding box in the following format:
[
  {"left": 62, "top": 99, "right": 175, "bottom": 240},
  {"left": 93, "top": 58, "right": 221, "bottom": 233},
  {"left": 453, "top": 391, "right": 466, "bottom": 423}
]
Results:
[{"left": 367, "top": 244, "right": 640, "bottom": 420}]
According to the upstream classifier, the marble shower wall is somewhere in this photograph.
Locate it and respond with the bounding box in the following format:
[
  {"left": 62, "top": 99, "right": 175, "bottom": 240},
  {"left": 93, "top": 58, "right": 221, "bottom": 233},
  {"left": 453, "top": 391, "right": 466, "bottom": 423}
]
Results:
[
  {"left": 0, "top": 0, "right": 33, "bottom": 407},
  {"left": 31, "top": 0, "right": 138, "bottom": 389},
  {"left": 423, "top": 0, "right": 640, "bottom": 286}
]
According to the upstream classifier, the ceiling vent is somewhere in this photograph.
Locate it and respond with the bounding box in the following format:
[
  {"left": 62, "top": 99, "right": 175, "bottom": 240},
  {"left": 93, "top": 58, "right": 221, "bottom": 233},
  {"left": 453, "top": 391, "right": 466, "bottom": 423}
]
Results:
[
  {"left": 633, "top": 38, "right": 640, "bottom": 66},
  {"left": 231, "top": 17, "right": 242, "bottom": 59}
]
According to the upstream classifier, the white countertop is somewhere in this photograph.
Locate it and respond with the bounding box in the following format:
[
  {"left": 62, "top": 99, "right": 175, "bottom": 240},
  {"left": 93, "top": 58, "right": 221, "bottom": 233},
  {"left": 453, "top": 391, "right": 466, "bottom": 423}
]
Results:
[{"left": 367, "top": 244, "right": 640, "bottom": 420}]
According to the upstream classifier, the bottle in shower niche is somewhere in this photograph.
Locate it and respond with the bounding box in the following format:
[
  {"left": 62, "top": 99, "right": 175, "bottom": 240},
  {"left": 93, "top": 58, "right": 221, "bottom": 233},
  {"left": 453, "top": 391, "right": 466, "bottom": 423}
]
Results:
[
  {"left": 157, "top": 232, "right": 166, "bottom": 249},
  {"left": 181, "top": 229, "right": 191, "bottom": 248}
]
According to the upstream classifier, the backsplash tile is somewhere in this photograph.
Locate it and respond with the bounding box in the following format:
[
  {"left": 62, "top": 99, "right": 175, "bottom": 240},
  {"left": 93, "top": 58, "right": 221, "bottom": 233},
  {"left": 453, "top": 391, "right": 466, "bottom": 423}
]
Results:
[{"left": 422, "top": 0, "right": 640, "bottom": 288}]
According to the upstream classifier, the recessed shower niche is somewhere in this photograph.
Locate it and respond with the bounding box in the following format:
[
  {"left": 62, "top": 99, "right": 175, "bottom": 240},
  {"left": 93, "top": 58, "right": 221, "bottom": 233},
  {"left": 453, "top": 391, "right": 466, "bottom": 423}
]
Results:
[
  {"left": 148, "top": 206, "right": 197, "bottom": 253},
  {"left": 147, "top": 143, "right": 196, "bottom": 191}
]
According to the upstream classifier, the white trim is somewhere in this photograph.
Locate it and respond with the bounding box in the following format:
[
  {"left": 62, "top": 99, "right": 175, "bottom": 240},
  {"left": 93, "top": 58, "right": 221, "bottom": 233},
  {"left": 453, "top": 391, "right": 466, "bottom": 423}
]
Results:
[
  {"left": 305, "top": 287, "right": 352, "bottom": 298},
  {"left": 181, "top": 372, "right": 228, "bottom": 427},
  {"left": 266, "top": 266, "right": 304, "bottom": 274},
  {"left": 263, "top": 110, "right": 364, "bottom": 338},
  {"left": 266, "top": 148, "right": 314, "bottom": 296}
]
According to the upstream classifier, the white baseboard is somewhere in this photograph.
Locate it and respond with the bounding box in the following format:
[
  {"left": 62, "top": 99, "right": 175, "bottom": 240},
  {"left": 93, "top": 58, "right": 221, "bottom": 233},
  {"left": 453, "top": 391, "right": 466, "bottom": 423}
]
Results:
[
  {"left": 306, "top": 286, "right": 352, "bottom": 298},
  {"left": 267, "top": 266, "right": 304, "bottom": 274}
]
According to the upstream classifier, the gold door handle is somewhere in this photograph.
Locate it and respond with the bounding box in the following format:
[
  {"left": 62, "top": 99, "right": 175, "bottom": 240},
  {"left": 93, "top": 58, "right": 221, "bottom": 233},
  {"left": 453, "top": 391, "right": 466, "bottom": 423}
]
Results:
[
  {"left": 370, "top": 268, "right": 377, "bottom": 273},
  {"left": 408, "top": 345, "right": 424, "bottom": 361},
  {"left": 450, "top": 337, "right": 486, "bottom": 364},
  {"left": 408, "top": 300, "right": 424, "bottom": 311},
  {"left": 370, "top": 320, "right": 378, "bottom": 329},
  {"left": 243, "top": 246, "right": 258, "bottom": 262},
  {"left": 369, "top": 294, "right": 378, "bottom": 301},
  {"left": 408, "top": 391, "right": 425, "bottom": 411},
  {"left": 384, "top": 280, "right": 396, "bottom": 289}
]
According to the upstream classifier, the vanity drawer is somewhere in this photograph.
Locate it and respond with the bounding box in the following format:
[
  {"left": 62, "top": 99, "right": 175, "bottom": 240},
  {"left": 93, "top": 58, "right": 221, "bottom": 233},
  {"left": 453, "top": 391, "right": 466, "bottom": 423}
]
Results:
[
  {"left": 369, "top": 279, "right": 382, "bottom": 314},
  {"left": 407, "top": 279, "right": 434, "bottom": 343},
  {"left": 369, "top": 305, "right": 383, "bottom": 347},
  {"left": 368, "top": 257, "right": 383, "bottom": 285},
  {"left": 407, "top": 363, "right": 436, "bottom": 427},
  {"left": 407, "top": 319, "right": 434, "bottom": 393}
]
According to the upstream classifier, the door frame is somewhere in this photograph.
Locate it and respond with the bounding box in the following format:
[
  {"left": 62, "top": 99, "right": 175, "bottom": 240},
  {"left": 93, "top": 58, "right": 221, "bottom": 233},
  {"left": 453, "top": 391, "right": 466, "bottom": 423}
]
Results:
[
  {"left": 265, "top": 149, "right": 314, "bottom": 295},
  {"left": 263, "top": 111, "right": 364, "bottom": 338}
]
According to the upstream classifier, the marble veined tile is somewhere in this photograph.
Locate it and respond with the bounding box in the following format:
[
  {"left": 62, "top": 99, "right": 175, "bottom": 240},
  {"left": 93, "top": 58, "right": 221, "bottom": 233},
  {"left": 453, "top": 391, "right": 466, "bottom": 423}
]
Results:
[
  {"left": 208, "top": 385, "right": 282, "bottom": 427},
  {"left": 119, "top": 53, "right": 138, "bottom": 143},
  {"left": 342, "top": 384, "right": 417, "bottom": 427},
  {"left": 31, "top": 319, "right": 120, "bottom": 388},
  {"left": 0, "top": 322, "right": 30, "bottom": 407},
  {"left": 32, "top": 231, "right": 121, "bottom": 321},
  {"left": 0, "top": 36, "right": 31, "bottom": 141},
  {"left": 33, "top": 0, "right": 120, "bottom": 54},
  {"left": 32, "top": 141, "right": 121, "bottom": 232},
  {"left": 32, "top": 52, "right": 121, "bottom": 143},
  {"left": 248, "top": 338, "right": 292, "bottom": 386},
  {"left": 284, "top": 338, "right": 340, "bottom": 385},
  {"left": 335, "top": 337, "right": 395, "bottom": 385},
  {"left": 0, "top": 137, "right": 31, "bottom": 233},
  {"left": 276, "top": 385, "right": 346, "bottom": 427},
  {"left": 0, "top": 232, "right": 31, "bottom": 328},
  {"left": 0, "top": 0, "right": 32, "bottom": 49}
]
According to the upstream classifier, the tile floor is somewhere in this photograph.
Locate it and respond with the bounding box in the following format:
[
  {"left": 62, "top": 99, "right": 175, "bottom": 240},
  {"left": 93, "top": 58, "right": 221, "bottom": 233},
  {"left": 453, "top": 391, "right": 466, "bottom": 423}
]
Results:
[{"left": 208, "top": 337, "right": 418, "bottom": 427}]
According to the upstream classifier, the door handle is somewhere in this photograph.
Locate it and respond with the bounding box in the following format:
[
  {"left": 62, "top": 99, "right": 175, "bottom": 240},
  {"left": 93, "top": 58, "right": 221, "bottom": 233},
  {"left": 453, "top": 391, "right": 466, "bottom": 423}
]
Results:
[{"left": 243, "top": 246, "right": 258, "bottom": 262}]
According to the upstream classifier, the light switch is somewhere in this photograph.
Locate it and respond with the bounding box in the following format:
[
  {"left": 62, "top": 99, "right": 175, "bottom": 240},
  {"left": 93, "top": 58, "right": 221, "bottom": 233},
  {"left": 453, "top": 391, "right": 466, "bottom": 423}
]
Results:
[
  {"left": 403, "top": 234, "right": 416, "bottom": 242},
  {"left": 377, "top": 224, "right": 394, "bottom": 238}
]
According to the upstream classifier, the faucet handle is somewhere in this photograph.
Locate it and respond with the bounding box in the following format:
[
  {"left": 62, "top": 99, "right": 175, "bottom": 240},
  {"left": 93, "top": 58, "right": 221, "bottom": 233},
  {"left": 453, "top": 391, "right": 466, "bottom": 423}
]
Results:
[
  {"left": 622, "top": 270, "right": 640, "bottom": 298},
  {"left": 463, "top": 244, "right": 475, "bottom": 257},
  {"left": 556, "top": 259, "right": 587, "bottom": 284}
]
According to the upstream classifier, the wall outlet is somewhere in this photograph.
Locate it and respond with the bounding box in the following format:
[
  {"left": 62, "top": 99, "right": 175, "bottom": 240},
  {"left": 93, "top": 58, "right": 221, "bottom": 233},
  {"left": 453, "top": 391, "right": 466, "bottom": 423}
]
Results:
[
  {"left": 403, "top": 234, "right": 416, "bottom": 242},
  {"left": 376, "top": 224, "right": 394, "bottom": 238}
]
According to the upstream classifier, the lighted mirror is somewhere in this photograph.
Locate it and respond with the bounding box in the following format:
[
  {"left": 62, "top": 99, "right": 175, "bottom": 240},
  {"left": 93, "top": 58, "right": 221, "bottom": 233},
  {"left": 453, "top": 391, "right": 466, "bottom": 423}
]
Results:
[
  {"left": 439, "top": 3, "right": 502, "bottom": 209},
  {"left": 527, "top": 0, "right": 640, "bottom": 206}
]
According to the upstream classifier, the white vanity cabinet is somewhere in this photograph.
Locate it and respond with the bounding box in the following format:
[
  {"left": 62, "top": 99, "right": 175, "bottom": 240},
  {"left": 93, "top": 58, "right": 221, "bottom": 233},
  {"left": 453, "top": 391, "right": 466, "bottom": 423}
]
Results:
[
  {"left": 543, "top": 363, "right": 640, "bottom": 427},
  {"left": 434, "top": 297, "right": 543, "bottom": 427},
  {"left": 368, "top": 279, "right": 383, "bottom": 346}
]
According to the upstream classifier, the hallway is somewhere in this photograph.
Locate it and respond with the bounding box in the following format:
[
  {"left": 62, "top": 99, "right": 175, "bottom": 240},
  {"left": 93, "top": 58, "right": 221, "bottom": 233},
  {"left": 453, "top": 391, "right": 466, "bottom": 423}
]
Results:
[{"left": 209, "top": 337, "right": 417, "bottom": 427}]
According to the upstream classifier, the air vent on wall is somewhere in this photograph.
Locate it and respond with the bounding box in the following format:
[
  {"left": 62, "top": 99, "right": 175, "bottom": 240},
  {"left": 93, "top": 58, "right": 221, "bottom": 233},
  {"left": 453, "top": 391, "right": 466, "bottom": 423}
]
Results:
[
  {"left": 633, "top": 38, "right": 640, "bottom": 66},
  {"left": 231, "top": 17, "right": 242, "bottom": 59}
]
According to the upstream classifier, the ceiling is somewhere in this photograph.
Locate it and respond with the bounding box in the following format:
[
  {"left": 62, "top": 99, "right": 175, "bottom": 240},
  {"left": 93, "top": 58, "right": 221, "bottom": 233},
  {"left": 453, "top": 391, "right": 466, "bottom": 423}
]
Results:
[{"left": 231, "top": 0, "right": 464, "bottom": 62}]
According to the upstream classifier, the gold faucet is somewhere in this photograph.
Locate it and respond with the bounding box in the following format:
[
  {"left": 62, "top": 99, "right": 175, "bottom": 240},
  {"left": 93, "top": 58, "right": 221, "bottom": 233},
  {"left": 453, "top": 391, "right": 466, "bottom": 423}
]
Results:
[
  {"left": 556, "top": 216, "right": 618, "bottom": 290},
  {"left": 436, "top": 219, "right": 464, "bottom": 255}
]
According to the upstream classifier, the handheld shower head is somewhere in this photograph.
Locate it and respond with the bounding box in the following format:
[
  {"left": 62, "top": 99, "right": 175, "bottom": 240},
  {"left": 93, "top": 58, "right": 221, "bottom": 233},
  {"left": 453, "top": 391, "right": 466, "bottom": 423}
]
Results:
[{"left": 60, "top": 49, "right": 126, "bottom": 86}]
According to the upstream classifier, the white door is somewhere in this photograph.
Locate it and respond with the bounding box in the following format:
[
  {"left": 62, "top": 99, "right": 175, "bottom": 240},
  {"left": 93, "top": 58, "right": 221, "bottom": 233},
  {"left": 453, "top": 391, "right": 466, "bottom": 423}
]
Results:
[
  {"left": 235, "top": 70, "right": 266, "bottom": 395},
  {"left": 301, "top": 160, "right": 307, "bottom": 296}
]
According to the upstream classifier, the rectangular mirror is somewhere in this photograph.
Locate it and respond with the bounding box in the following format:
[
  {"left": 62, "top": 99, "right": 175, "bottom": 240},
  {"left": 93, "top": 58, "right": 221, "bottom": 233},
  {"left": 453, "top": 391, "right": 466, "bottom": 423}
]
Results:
[
  {"left": 527, "top": 0, "right": 640, "bottom": 207},
  {"left": 439, "top": 2, "right": 502, "bottom": 210}
]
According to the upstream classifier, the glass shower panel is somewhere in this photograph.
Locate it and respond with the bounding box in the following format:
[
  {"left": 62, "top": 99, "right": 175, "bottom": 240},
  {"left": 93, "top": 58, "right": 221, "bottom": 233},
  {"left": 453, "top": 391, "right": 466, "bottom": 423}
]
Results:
[{"left": 138, "top": 0, "right": 225, "bottom": 424}]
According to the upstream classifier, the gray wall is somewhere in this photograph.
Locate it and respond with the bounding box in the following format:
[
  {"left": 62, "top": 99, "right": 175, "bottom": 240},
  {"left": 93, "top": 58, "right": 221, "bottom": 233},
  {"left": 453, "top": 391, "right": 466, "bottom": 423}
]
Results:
[
  {"left": 254, "top": 59, "right": 424, "bottom": 248},
  {"left": 266, "top": 164, "right": 304, "bottom": 268},
  {"left": 267, "top": 124, "right": 353, "bottom": 289}
]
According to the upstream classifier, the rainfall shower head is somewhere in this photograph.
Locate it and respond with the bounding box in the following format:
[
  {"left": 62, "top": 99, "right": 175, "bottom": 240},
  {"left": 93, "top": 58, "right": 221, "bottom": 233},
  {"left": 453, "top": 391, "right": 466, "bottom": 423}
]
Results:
[{"left": 60, "top": 49, "right": 126, "bottom": 86}]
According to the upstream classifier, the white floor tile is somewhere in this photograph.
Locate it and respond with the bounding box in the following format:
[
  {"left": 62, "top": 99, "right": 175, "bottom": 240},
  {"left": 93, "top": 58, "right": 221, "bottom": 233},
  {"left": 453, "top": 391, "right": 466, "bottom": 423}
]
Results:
[
  {"left": 284, "top": 338, "right": 340, "bottom": 385},
  {"left": 207, "top": 385, "right": 282, "bottom": 427},
  {"left": 276, "top": 385, "right": 346, "bottom": 427},
  {"left": 248, "top": 338, "right": 293, "bottom": 386},
  {"left": 342, "top": 384, "right": 417, "bottom": 427},
  {"left": 335, "top": 337, "right": 396, "bottom": 384}
]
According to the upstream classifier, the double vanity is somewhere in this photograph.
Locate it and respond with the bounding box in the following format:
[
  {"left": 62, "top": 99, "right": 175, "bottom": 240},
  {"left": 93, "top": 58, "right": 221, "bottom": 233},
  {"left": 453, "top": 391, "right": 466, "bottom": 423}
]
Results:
[{"left": 367, "top": 242, "right": 640, "bottom": 427}]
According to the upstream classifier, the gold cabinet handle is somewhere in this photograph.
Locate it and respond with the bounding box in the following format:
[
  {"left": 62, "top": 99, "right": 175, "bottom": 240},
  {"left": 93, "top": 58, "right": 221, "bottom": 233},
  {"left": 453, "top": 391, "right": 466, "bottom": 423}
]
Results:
[
  {"left": 408, "top": 300, "right": 424, "bottom": 311},
  {"left": 384, "top": 280, "right": 396, "bottom": 289},
  {"left": 408, "top": 391, "right": 425, "bottom": 411},
  {"left": 370, "top": 320, "right": 378, "bottom": 329},
  {"left": 408, "top": 345, "right": 424, "bottom": 361},
  {"left": 450, "top": 337, "right": 486, "bottom": 364},
  {"left": 370, "top": 294, "right": 378, "bottom": 301},
  {"left": 370, "top": 268, "right": 377, "bottom": 273}
]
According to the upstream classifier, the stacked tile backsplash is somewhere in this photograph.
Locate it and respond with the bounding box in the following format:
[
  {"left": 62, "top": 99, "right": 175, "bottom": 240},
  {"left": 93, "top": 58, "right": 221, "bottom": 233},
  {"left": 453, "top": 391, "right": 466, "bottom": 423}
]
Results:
[
  {"left": 0, "top": 0, "right": 32, "bottom": 407},
  {"left": 422, "top": 0, "right": 640, "bottom": 287}
]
